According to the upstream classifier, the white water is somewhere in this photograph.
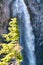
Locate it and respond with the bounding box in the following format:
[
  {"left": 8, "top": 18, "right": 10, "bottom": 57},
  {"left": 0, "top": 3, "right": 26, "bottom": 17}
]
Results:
[{"left": 12, "top": 0, "right": 36, "bottom": 65}]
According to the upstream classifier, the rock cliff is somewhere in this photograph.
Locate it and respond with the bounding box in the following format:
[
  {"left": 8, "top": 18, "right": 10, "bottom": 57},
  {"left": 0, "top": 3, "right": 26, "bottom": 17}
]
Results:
[{"left": 24, "top": 0, "right": 43, "bottom": 65}]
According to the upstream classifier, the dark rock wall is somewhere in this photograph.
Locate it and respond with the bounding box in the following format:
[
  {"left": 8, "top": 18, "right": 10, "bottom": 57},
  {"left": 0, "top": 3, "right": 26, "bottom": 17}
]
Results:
[
  {"left": 0, "top": 0, "right": 15, "bottom": 36},
  {"left": 0, "top": 0, "right": 10, "bottom": 35},
  {"left": 0, "top": 0, "right": 12, "bottom": 42},
  {"left": 24, "top": 0, "right": 43, "bottom": 65}
]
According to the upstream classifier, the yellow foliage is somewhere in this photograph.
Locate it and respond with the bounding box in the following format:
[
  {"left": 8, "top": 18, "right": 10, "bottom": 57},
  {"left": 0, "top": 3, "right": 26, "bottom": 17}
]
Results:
[
  {"left": 0, "top": 18, "right": 23, "bottom": 65},
  {"left": 2, "top": 18, "right": 20, "bottom": 42}
]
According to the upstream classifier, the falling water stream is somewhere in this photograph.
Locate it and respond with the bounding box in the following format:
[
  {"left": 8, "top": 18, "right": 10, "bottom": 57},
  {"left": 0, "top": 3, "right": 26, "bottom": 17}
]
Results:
[{"left": 12, "top": 0, "right": 36, "bottom": 65}]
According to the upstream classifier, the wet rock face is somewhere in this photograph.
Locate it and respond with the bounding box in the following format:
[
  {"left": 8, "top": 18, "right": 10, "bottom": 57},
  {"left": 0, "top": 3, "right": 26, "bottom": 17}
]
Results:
[
  {"left": 24, "top": 0, "right": 43, "bottom": 65},
  {"left": 0, "top": 1, "right": 10, "bottom": 35},
  {"left": 0, "top": 0, "right": 10, "bottom": 42}
]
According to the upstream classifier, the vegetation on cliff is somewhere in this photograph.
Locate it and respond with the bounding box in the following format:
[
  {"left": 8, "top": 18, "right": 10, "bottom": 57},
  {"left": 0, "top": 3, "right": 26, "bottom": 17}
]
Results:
[{"left": 0, "top": 18, "right": 23, "bottom": 65}]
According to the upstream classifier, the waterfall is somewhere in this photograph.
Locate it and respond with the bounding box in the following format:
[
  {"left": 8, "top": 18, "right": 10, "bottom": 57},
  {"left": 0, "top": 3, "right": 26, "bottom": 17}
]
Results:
[{"left": 12, "top": 0, "right": 36, "bottom": 65}]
